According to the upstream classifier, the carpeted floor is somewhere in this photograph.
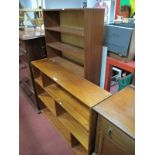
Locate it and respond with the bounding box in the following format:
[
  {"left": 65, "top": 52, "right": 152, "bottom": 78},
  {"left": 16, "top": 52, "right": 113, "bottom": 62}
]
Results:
[{"left": 19, "top": 88, "right": 75, "bottom": 155}]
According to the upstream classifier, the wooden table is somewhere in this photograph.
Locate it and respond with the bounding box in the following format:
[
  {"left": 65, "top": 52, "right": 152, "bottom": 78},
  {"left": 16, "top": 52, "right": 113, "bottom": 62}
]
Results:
[
  {"left": 19, "top": 28, "right": 46, "bottom": 110},
  {"left": 93, "top": 86, "right": 135, "bottom": 155},
  {"left": 104, "top": 56, "right": 135, "bottom": 91}
]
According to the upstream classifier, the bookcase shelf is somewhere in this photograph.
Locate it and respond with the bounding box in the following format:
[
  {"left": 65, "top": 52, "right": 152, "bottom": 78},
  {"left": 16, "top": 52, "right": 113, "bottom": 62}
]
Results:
[
  {"left": 44, "top": 83, "right": 89, "bottom": 131},
  {"left": 34, "top": 72, "right": 89, "bottom": 131},
  {"left": 57, "top": 111, "right": 88, "bottom": 150},
  {"left": 42, "top": 108, "right": 71, "bottom": 143},
  {"left": 49, "top": 56, "right": 84, "bottom": 76},
  {"left": 34, "top": 76, "right": 43, "bottom": 87},
  {"left": 38, "top": 92, "right": 56, "bottom": 116},
  {"left": 45, "top": 26, "right": 84, "bottom": 37},
  {"left": 42, "top": 108, "right": 87, "bottom": 155},
  {"left": 47, "top": 42, "right": 84, "bottom": 65},
  {"left": 73, "top": 145, "right": 87, "bottom": 155}
]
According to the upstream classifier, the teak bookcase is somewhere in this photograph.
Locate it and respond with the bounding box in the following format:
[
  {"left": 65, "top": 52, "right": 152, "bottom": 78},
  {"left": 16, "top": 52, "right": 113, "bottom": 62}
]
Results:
[
  {"left": 31, "top": 9, "right": 110, "bottom": 155},
  {"left": 31, "top": 58, "right": 110, "bottom": 155},
  {"left": 43, "top": 8, "right": 105, "bottom": 85}
]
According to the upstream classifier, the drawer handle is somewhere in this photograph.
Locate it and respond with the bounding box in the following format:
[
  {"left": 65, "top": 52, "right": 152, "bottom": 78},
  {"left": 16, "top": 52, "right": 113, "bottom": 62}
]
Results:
[{"left": 108, "top": 127, "right": 112, "bottom": 138}]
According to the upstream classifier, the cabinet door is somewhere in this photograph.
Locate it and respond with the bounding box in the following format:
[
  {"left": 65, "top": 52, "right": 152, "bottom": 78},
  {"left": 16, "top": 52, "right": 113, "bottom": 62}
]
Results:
[
  {"left": 95, "top": 116, "right": 134, "bottom": 155},
  {"left": 101, "top": 135, "right": 129, "bottom": 155},
  {"left": 26, "top": 38, "right": 46, "bottom": 61}
]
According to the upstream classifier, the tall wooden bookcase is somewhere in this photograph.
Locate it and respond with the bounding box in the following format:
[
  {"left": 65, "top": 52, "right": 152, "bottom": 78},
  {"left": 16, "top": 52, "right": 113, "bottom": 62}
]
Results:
[
  {"left": 31, "top": 9, "right": 110, "bottom": 155},
  {"left": 43, "top": 8, "right": 105, "bottom": 85}
]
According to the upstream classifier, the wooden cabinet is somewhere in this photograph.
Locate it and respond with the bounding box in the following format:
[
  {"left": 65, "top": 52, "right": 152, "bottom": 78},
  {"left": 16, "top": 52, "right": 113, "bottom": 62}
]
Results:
[
  {"left": 19, "top": 29, "right": 47, "bottom": 109},
  {"left": 43, "top": 8, "right": 105, "bottom": 85},
  {"left": 93, "top": 86, "right": 135, "bottom": 155},
  {"left": 31, "top": 58, "right": 111, "bottom": 155}
]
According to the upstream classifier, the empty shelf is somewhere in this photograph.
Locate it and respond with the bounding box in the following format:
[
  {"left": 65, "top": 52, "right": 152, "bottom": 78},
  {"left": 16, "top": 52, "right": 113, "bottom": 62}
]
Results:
[
  {"left": 45, "top": 26, "right": 84, "bottom": 37},
  {"left": 38, "top": 92, "right": 56, "bottom": 115},
  {"left": 35, "top": 76, "right": 43, "bottom": 87},
  {"left": 44, "top": 83, "right": 89, "bottom": 131},
  {"left": 49, "top": 56, "right": 84, "bottom": 77},
  {"left": 47, "top": 42, "right": 84, "bottom": 65},
  {"left": 58, "top": 112, "right": 88, "bottom": 150},
  {"left": 42, "top": 108, "right": 70, "bottom": 143}
]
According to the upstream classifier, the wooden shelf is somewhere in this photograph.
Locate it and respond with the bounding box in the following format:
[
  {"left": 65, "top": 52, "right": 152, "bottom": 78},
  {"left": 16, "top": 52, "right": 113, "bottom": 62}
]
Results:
[
  {"left": 38, "top": 92, "right": 56, "bottom": 116},
  {"left": 72, "top": 145, "right": 87, "bottom": 155},
  {"left": 42, "top": 108, "right": 71, "bottom": 143},
  {"left": 31, "top": 58, "right": 111, "bottom": 108},
  {"left": 49, "top": 57, "right": 84, "bottom": 77},
  {"left": 44, "top": 84, "right": 89, "bottom": 131},
  {"left": 34, "top": 76, "right": 43, "bottom": 87},
  {"left": 47, "top": 42, "right": 84, "bottom": 65},
  {"left": 34, "top": 57, "right": 84, "bottom": 78},
  {"left": 58, "top": 112, "right": 88, "bottom": 150},
  {"left": 45, "top": 26, "right": 84, "bottom": 37},
  {"left": 43, "top": 108, "right": 87, "bottom": 155}
]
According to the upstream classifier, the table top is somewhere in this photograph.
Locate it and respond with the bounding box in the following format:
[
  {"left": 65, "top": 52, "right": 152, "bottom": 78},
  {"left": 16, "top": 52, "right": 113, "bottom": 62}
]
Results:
[
  {"left": 19, "top": 28, "right": 45, "bottom": 40},
  {"left": 94, "top": 85, "right": 135, "bottom": 139}
]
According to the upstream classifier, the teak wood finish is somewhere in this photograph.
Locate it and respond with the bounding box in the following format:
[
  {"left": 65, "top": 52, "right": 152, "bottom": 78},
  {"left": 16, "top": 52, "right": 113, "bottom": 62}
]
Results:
[
  {"left": 43, "top": 8, "right": 105, "bottom": 85},
  {"left": 31, "top": 57, "right": 111, "bottom": 155},
  {"left": 31, "top": 8, "right": 109, "bottom": 155},
  {"left": 93, "top": 86, "right": 135, "bottom": 155},
  {"left": 32, "top": 58, "right": 110, "bottom": 107}
]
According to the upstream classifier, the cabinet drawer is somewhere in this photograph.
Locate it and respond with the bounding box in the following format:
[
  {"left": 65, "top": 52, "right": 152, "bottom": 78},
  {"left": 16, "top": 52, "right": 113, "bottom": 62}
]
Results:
[{"left": 99, "top": 116, "right": 134, "bottom": 155}]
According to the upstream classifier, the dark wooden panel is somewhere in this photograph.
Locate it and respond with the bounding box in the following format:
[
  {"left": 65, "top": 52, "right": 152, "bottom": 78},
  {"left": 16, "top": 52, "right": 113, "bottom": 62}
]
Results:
[
  {"left": 45, "top": 30, "right": 61, "bottom": 43},
  {"left": 26, "top": 37, "right": 46, "bottom": 61},
  {"left": 84, "top": 9, "right": 104, "bottom": 85},
  {"left": 45, "top": 30, "right": 61, "bottom": 58},
  {"left": 43, "top": 11, "right": 60, "bottom": 27},
  {"left": 101, "top": 135, "right": 130, "bottom": 155},
  {"left": 88, "top": 110, "right": 98, "bottom": 155},
  {"left": 46, "top": 46, "right": 61, "bottom": 58}
]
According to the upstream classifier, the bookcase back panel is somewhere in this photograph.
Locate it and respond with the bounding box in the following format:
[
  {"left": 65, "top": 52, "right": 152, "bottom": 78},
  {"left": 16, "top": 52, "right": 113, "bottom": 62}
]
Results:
[
  {"left": 43, "top": 11, "right": 60, "bottom": 27},
  {"left": 60, "top": 10, "right": 84, "bottom": 29},
  {"left": 62, "top": 51, "right": 84, "bottom": 66},
  {"left": 61, "top": 34, "right": 84, "bottom": 48},
  {"left": 45, "top": 30, "right": 61, "bottom": 43},
  {"left": 46, "top": 46, "right": 61, "bottom": 58}
]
